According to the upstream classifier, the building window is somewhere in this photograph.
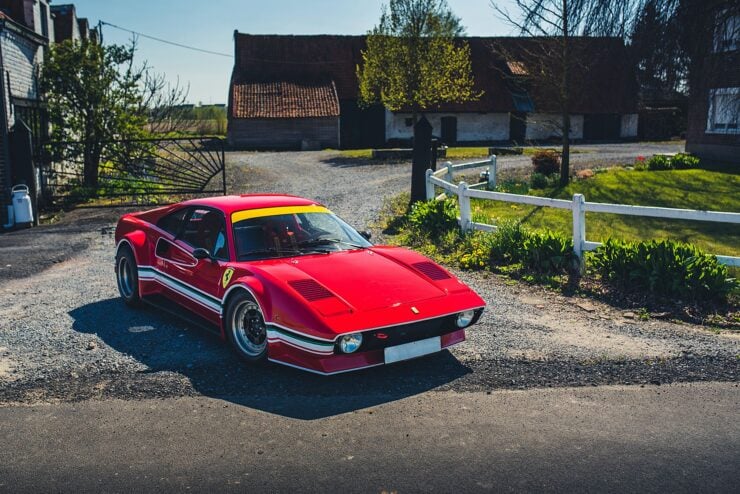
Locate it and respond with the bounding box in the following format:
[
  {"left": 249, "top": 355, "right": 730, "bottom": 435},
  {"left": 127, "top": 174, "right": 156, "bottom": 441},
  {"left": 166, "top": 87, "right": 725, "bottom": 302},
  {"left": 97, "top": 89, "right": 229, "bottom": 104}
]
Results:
[
  {"left": 706, "top": 88, "right": 740, "bottom": 134},
  {"left": 404, "top": 117, "right": 413, "bottom": 127},
  {"left": 714, "top": 13, "right": 739, "bottom": 52},
  {"left": 40, "top": 2, "right": 49, "bottom": 38}
]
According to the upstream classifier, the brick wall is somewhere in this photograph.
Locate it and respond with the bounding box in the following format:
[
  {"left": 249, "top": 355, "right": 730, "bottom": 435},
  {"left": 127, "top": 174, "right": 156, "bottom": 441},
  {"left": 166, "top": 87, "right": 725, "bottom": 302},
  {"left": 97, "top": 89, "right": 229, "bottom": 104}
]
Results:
[
  {"left": 1, "top": 28, "right": 41, "bottom": 100},
  {"left": 0, "top": 25, "right": 42, "bottom": 227},
  {"left": 686, "top": 49, "right": 740, "bottom": 165}
]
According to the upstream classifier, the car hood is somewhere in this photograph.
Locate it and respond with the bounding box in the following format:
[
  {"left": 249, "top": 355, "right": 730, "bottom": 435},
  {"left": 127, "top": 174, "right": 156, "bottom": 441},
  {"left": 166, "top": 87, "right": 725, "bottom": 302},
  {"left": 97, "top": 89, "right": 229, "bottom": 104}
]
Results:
[
  {"left": 240, "top": 247, "right": 485, "bottom": 336},
  {"left": 283, "top": 249, "right": 446, "bottom": 312}
]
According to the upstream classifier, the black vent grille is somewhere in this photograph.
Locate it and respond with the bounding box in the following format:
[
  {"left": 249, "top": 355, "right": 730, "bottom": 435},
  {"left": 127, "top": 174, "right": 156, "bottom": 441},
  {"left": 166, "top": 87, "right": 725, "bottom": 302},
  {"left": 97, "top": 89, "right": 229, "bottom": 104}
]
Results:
[
  {"left": 412, "top": 261, "right": 451, "bottom": 280},
  {"left": 358, "top": 315, "right": 456, "bottom": 352},
  {"left": 288, "top": 279, "right": 334, "bottom": 301}
]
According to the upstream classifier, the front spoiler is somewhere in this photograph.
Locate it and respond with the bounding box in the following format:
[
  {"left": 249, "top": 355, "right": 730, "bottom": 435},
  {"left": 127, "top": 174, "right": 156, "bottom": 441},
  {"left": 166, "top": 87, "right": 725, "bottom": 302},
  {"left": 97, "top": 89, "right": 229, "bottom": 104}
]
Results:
[{"left": 267, "top": 328, "right": 466, "bottom": 375}]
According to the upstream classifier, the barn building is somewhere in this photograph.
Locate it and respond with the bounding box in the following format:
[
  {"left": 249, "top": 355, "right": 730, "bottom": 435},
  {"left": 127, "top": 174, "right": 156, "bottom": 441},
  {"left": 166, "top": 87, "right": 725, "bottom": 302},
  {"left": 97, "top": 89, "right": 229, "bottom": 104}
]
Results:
[
  {"left": 228, "top": 33, "right": 638, "bottom": 149},
  {"left": 230, "top": 79, "right": 340, "bottom": 149}
]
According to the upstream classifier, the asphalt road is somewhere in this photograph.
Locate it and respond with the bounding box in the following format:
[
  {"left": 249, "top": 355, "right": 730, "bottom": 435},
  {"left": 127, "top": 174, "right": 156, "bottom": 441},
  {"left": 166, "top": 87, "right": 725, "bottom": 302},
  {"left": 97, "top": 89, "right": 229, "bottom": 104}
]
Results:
[{"left": 1, "top": 383, "right": 738, "bottom": 493}]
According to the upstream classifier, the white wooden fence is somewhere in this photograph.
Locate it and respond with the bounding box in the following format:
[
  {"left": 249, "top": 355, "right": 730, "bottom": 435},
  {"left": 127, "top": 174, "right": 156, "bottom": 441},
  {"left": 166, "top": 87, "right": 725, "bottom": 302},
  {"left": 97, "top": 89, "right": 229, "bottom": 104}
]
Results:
[{"left": 425, "top": 156, "right": 740, "bottom": 268}]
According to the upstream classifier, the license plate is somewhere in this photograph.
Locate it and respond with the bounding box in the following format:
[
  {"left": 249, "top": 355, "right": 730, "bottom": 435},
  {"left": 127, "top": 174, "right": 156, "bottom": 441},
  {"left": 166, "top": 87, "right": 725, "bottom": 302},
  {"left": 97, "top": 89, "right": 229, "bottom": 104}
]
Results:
[{"left": 384, "top": 336, "right": 442, "bottom": 364}]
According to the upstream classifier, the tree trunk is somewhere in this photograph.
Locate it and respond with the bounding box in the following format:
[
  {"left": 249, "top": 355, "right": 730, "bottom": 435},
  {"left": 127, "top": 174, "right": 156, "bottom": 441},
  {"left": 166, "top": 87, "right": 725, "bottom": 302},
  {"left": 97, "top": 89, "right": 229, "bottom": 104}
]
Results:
[
  {"left": 560, "top": 113, "right": 571, "bottom": 186},
  {"left": 410, "top": 115, "right": 433, "bottom": 205},
  {"left": 83, "top": 140, "right": 100, "bottom": 189},
  {"left": 560, "top": 0, "right": 571, "bottom": 186}
]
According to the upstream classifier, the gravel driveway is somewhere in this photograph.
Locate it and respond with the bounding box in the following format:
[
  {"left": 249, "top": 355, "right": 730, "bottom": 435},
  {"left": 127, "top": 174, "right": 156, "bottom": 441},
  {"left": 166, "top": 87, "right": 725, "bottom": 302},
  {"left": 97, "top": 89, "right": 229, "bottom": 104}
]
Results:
[{"left": 1, "top": 143, "right": 737, "bottom": 405}]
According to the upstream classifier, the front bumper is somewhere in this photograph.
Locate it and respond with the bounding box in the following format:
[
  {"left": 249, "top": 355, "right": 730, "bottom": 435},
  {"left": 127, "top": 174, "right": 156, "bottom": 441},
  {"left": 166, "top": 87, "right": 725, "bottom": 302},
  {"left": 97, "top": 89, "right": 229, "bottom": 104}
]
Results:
[{"left": 268, "top": 328, "right": 467, "bottom": 375}]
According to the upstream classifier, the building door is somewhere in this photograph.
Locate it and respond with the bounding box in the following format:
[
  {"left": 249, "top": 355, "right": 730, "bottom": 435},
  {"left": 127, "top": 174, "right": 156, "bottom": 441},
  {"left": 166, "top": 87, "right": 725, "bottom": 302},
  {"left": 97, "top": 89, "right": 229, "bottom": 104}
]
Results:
[
  {"left": 440, "top": 116, "right": 457, "bottom": 145},
  {"left": 583, "top": 114, "right": 621, "bottom": 140},
  {"left": 509, "top": 112, "right": 526, "bottom": 144}
]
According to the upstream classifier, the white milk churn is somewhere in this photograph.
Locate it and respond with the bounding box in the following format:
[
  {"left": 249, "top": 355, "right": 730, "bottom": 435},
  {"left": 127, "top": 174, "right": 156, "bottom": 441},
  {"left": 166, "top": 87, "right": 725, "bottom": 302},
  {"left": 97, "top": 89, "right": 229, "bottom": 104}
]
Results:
[{"left": 11, "top": 184, "right": 33, "bottom": 225}]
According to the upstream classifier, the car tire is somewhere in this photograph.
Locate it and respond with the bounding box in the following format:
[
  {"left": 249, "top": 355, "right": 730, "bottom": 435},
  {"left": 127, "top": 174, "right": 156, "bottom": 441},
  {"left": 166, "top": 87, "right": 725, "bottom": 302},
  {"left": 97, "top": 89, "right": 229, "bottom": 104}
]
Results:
[
  {"left": 115, "top": 244, "right": 142, "bottom": 307},
  {"left": 225, "top": 291, "right": 268, "bottom": 363}
]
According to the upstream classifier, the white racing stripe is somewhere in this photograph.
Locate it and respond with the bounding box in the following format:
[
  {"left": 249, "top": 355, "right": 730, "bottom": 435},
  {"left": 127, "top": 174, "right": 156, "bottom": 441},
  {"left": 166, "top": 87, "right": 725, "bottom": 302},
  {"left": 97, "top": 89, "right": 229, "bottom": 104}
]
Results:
[
  {"left": 267, "top": 331, "right": 335, "bottom": 355},
  {"left": 138, "top": 267, "right": 221, "bottom": 313},
  {"left": 137, "top": 265, "right": 337, "bottom": 355}
]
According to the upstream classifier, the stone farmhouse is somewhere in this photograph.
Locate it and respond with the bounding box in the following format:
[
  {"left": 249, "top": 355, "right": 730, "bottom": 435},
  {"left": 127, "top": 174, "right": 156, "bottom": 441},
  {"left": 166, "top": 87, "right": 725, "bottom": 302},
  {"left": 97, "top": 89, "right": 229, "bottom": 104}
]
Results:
[{"left": 228, "top": 33, "right": 639, "bottom": 150}]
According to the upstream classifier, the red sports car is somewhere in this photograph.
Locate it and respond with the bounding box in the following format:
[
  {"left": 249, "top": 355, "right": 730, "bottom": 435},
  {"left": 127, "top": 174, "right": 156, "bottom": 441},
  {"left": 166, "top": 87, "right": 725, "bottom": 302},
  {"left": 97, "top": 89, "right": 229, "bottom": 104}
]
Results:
[{"left": 114, "top": 194, "right": 485, "bottom": 375}]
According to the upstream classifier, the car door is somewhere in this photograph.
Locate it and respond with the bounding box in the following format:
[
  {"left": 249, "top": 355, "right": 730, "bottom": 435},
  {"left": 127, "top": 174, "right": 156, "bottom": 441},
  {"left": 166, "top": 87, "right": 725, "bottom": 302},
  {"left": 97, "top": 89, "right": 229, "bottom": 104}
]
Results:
[{"left": 159, "top": 207, "right": 230, "bottom": 325}]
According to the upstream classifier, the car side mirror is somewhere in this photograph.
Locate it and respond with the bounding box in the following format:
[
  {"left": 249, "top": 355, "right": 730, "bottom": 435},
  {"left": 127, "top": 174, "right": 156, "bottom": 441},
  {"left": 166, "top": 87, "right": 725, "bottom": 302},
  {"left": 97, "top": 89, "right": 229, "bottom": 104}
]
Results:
[
  {"left": 192, "top": 248, "right": 212, "bottom": 261},
  {"left": 360, "top": 230, "right": 372, "bottom": 241}
]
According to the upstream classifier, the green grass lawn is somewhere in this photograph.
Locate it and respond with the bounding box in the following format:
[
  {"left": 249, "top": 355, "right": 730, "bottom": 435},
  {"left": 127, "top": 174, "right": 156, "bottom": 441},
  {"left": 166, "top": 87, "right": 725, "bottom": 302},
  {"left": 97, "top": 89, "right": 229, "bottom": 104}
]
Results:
[
  {"left": 470, "top": 168, "right": 740, "bottom": 257},
  {"left": 336, "top": 148, "right": 374, "bottom": 158},
  {"left": 337, "top": 146, "right": 592, "bottom": 160},
  {"left": 444, "top": 147, "right": 491, "bottom": 159}
]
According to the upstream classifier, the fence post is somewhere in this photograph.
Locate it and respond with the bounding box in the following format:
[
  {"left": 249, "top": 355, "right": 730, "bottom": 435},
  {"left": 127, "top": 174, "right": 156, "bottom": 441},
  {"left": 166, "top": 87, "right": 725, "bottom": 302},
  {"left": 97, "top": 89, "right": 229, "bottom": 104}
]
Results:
[
  {"left": 445, "top": 161, "right": 454, "bottom": 183},
  {"left": 425, "top": 168, "right": 434, "bottom": 201},
  {"left": 488, "top": 154, "right": 497, "bottom": 190},
  {"left": 458, "top": 181, "right": 471, "bottom": 232},
  {"left": 572, "top": 193, "right": 586, "bottom": 273}
]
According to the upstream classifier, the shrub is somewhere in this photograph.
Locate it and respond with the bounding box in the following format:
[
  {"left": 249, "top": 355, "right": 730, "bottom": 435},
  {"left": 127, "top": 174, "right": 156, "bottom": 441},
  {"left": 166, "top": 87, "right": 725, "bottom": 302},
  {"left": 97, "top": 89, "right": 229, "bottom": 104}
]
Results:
[
  {"left": 459, "top": 231, "right": 493, "bottom": 270},
  {"left": 591, "top": 238, "right": 735, "bottom": 301},
  {"left": 645, "top": 153, "right": 700, "bottom": 171},
  {"left": 646, "top": 154, "right": 672, "bottom": 170},
  {"left": 407, "top": 199, "right": 458, "bottom": 237},
  {"left": 530, "top": 172, "right": 549, "bottom": 189},
  {"left": 531, "top": 150, "right": 560, "bottom": 176},
  {"left": 671, "top": 153, "right": 700, "bottom": 169},
  {"left": 489, "top": 220, "right": 529, "bottom": 264},
  {"left": 520, "top": 230, "right": 573, "bottom": 273},
  {"left": 483, "top": 220, "right": 573, "bottom": 274}
]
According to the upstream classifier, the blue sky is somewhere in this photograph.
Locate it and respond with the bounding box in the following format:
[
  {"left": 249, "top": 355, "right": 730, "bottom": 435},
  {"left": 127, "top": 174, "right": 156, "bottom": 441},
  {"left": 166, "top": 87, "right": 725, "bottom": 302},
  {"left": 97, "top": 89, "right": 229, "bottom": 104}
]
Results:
[{"left": 68, "top": 0, "right": 516, "bottom": 104}]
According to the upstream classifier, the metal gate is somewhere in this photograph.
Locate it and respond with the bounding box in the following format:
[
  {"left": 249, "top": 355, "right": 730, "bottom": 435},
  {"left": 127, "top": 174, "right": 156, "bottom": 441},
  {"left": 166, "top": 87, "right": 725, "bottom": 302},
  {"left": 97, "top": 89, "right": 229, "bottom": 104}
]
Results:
[{"left": 40, "top": 136, "right": 227, "bottom": 208}]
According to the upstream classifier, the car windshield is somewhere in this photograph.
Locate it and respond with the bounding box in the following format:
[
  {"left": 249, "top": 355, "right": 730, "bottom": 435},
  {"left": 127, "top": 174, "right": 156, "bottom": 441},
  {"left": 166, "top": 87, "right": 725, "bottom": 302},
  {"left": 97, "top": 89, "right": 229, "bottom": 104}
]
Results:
[{"left": 232, "top": 209, "right": 372, "bottom": 260}]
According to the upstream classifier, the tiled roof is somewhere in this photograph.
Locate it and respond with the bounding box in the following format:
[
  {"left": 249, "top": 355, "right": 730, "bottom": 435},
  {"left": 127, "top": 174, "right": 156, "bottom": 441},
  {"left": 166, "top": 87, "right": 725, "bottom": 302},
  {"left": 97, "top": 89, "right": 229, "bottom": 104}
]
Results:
[
  {"left": 231, "top": 34, "right": 637, "bottom": 114},
  {"left": 231, "top": 80, "right": 340, "bottom": 119},
  {"left": 506, "top": 60, "right": 528, "bottom": 76}
]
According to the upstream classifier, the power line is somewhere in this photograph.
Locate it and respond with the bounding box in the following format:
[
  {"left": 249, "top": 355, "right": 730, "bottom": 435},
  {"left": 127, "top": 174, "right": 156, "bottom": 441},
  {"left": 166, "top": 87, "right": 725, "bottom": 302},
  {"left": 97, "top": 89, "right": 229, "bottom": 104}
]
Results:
[{"left": 100, "top": 21, "right": 233, "bottom": 58}]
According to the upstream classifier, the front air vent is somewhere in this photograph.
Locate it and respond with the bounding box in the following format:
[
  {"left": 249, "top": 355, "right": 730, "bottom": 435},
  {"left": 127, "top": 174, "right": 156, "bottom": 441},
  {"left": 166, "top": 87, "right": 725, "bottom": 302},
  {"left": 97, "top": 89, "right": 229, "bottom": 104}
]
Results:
[
  {"left": 412, "top": 261, "right": 451, "bottom": 280},
  {"left": 288, "top": 279, "right": 334, "bottom": 301}
]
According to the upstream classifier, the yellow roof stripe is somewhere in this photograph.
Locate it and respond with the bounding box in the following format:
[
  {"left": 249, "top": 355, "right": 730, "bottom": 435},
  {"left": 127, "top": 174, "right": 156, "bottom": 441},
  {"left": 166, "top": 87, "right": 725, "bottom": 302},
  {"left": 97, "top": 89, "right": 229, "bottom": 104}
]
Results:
[{"left": 231, "top": 205, "right": 330, "bottom": 223}]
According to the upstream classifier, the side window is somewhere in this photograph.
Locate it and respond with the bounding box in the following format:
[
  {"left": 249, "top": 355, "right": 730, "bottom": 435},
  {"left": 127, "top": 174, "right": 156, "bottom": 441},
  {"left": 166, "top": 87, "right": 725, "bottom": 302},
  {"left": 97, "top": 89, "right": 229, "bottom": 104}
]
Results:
[
  {"left": 181, "top": 209, "right": 229, "bottom": 260},
  {"left": 156, "top": 207, "right": 190, "bottom": 236}
]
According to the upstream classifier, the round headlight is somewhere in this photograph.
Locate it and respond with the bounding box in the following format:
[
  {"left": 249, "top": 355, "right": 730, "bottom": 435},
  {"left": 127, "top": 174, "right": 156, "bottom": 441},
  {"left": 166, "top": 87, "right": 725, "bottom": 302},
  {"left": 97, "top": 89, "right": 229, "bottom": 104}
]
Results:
[
  {"left": 455, "top": 310, "right": 476, "bottom": 328},
  {"left": 339, "top": 333, "right": 363, "bottom": 353}
]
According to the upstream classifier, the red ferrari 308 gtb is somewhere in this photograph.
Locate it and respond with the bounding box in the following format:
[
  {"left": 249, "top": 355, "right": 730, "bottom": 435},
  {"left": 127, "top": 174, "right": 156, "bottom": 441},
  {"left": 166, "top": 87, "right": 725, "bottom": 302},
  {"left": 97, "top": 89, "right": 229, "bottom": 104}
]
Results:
[{"left": 114, "top": 194, "right": 486, "bottom": 375}]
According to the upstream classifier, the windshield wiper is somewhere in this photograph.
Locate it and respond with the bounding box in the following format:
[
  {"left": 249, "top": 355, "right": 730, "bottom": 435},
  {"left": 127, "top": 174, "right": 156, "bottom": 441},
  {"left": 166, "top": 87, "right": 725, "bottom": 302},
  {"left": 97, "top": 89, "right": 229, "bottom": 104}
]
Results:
[
  {"left": 238, "top": 248, "right": 300, "bottom": 259},
  {"left": 297, "top": 237, "right": 366, "bottom": 249},
  {"left": 238, "top": 246, "right": 334, "bottom": 260}
]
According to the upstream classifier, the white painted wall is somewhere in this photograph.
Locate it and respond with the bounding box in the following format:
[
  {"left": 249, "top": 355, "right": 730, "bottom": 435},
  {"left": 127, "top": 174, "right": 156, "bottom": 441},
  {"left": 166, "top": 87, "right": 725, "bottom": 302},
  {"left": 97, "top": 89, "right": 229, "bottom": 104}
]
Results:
[
  {"left": 525, "top": 113, "right": 584, "bottom": 140},
  {"left": 385, "top": 110, "right": 510, "bottom": 142},
  {"left": 620, "top": 114, "right": 638, "bottom": 138}
]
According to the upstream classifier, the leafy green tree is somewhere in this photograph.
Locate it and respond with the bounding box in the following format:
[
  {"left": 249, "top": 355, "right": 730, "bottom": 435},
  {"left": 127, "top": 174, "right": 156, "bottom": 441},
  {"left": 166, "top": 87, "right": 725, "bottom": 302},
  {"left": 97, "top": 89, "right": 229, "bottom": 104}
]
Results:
[
  {"left": 41, "top": 40, "right": 150, "bottom": 188},
  {"left": 357, "top": 0, "right": 479, "bottom": 203},
  {"left": 358, "top": 0, "right": 477, "bottom": 121}
]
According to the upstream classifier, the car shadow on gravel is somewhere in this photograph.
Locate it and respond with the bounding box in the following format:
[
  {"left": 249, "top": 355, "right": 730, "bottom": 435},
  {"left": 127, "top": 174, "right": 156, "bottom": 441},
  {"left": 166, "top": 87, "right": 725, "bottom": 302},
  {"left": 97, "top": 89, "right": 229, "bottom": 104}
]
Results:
[{"left": 69, "top": 298, "right": 472, "bottom": 420}]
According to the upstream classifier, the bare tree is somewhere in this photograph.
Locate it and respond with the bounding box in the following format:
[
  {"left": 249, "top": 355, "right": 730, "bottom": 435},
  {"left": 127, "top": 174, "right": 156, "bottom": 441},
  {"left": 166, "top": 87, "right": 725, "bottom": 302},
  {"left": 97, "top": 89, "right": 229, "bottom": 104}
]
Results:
[
  {"left": 491, "top": 0, "right": 639, "bottom": 185},
  {"left": 142, "top": 72, "right": 190, "bottom": 135}
]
